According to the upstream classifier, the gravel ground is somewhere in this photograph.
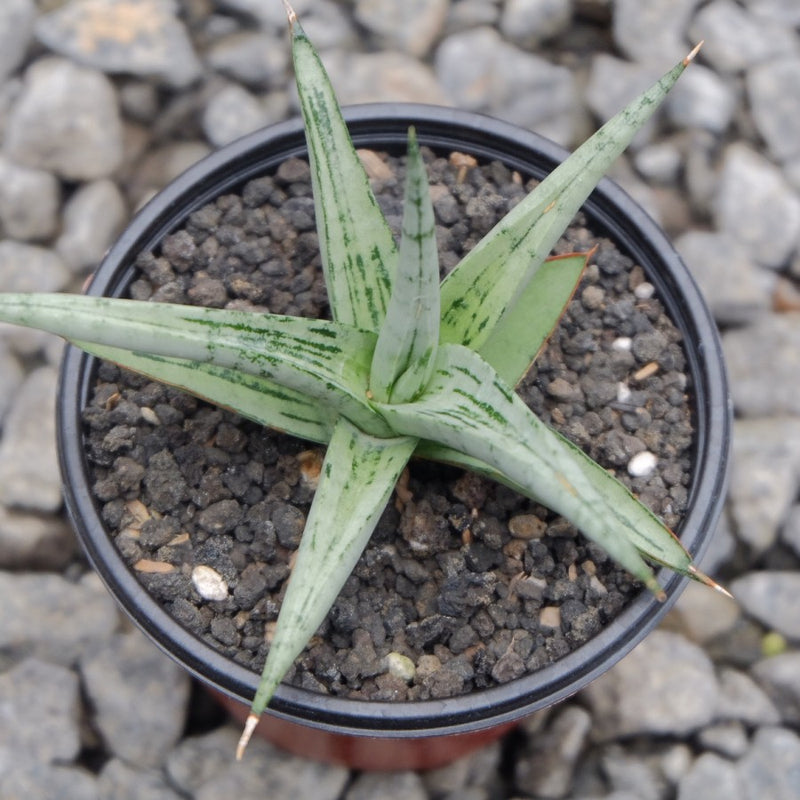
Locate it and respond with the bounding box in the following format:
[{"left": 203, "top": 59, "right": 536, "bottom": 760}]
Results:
[{"left": 1, "top": 1, "right": 800, "bottom": 798}]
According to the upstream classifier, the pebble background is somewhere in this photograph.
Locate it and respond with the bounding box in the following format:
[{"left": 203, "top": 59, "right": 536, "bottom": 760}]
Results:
[{"left": 1, "top": 0, "right": 800, "bottom": 798}]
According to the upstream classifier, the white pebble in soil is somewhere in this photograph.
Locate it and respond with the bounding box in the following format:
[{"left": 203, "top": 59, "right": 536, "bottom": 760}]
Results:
[
  {"left": 627, "top": 450, "right": 658, "bottom": 478},
  {"left": 191, "top": 565, "right": 229, "bottom": 601}
]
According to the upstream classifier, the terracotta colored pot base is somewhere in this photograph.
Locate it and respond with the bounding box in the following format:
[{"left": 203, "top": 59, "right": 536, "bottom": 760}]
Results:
[{"left": 214, "top": 690, "right": 519, "bottom": 771}]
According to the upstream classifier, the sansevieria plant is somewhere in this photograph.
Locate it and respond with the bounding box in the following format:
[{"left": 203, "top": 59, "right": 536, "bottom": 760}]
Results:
[{"left": 0, "top": 5, "right": 727, "bottom": 758}]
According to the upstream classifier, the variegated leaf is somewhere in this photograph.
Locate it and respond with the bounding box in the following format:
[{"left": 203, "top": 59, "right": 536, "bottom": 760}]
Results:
[
  {"left": 290, "top": 9, "right": 397, "bottom": 331},
  {"left": 237, "top": 416, "right": 418, "bottom": 758},
  {"left": 76, "top": 343, "right": 335, "bottom": 443},
  {"left": 439, "top": 50, "right": 700, "bottom": 350},
  {"left": 369, "top": 126, "right": 440, "bottom": 404},
  {"left": 376, "top": 343, "right": 704, "bottom": 598},
  {"left": 0, "top": 294, "right": 389, "bottom": 436}
]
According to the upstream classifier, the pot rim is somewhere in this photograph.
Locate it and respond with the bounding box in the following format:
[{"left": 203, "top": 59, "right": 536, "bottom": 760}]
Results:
[{"left": 57, "top": 103, "right": 731, "bottom": 738}]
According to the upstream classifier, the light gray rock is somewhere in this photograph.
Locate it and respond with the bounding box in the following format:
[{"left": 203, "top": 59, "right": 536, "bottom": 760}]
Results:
[
  {"left": 299, "top": 0, "right": 358, "bottom": 51},
  {"left": 0, "top": 764, "right": 99, "bottom": 800},
  {"left": 0, "top": 658, "right": 81, "bottom": 765},
  {"left": 0, "top": 155, "right": 60, "bottom": 241},
  {"left": 781, "top": 504, "right": 800, "bottom": 558},
  {"left": 697, "top": 721, "right": 750, "bottom": 759},
  {"left": 422, "top": 741, "right": 502, "bottom": 796},
  {"left": 446, "top": 0, "right": 501, "bottom": 33},
  {"left": 345, "top": 771, "right": 429, "bottom": 800},
  {"left": 724, "top": 321, "right": 800, "bottom": 417},
  {"left": 127, "top": 141, "right": 211, "bottom": 206},
  {"left": 715, "top": 667, "right": 782, "bottom": 726},
  {"left": 436, "top": 26, "right": 577, "bottom": 143},
  {"left": 0, "top": 240, "right": 70, "bottom": 293},
  {"left": 0, "top": 366, "right": 62, "bottom": 513},
  {"left": 0, "top": 0, "right": 35, "bottom": 83},
  {"left": 751, "top": 652, "right": 800, "bottom": 725},
  {"left": 585, "top": 55, "right": 662, "bottom": 146},
  {"left": 0, "top": 345, "right": 23, "bottom": 424},
  {"left": 677, "top": 752, "right": 743, "bottom": 800},
  {"left": 35, "top": 0, "right": 202, "bottom": 88},
  {"left": 747, "top": 57, "right": 800, "bottom": 162},
  {"left": 168, "top": 724, "right": 349, "bottom": 800},
  {"left": 690, "top": 0, "right": 799, "bottom": 73},
  {"left": 0, "top": 571, "right": 119, "bottom": 663},
  {"left": 669, "top": 579, "right": 740, "bottom": 645},
  {"left": 675, "top": 230, "right": 772, "bottom": 325},
  {"left": 206, "top": 31, "right": 289, "bottom": 86},
  {"left": 742, "top": 0, "right": 800, "bottom": 25},
  {"left": 601, "top": 749, "right": 666, "bottom": 800},
  {"left": 633, "top": 141, "right": 683, "bottom": 184},
  {"left": 732, "top": 572, "right": 800, "bottom": 640},
  {"left": 318, "top": 50, "right": 446, "bottom": 106},
  {"left": 728, "top": 417, "right": 800, "bottom": 554},
  {"left": 5, "top": 57, "right": 124, "bottom": 180},
  {"left": 165, "top": 726, "right": 242, "bottom": 794},
  {"left": 355, "top": 0, "right": 449, "bottom": 57},
  {"left": 500, "top": 0, "right": 573, "bottom": 48},
  {"left": 665, "top": 65, "right": 737, "bottom": 134},
  {"left": 0, "top": 506, "right": 77, "bottom": 570},
  {"left": 217, "top": 0, "right": 314, "bottom": 30},
  {"left": 713, "top": 143, "right": 800, "bottom": 269},
  {"left": 97, "top": 758, "right": 183, "bottom": 800},
  {"left": 515, "top": 706, "right": 592, "bottom": 799},
  {"left": 80, "top": 628, "right": 191, "bottom": 768},
  {"left": 612, "top": 0, "right": 701, "bottom": 64},
  {"left": 737, "top": 726, "right": 800, "bottom": 800},
  {"left": 201, "top": 84, "right": 274, "bottom": 148},
  {"left": 581, "top": 631, "right": 719, "bottom": 740},
  {"left": 56, "top": 179, "right": 127, "bottom": 274}
]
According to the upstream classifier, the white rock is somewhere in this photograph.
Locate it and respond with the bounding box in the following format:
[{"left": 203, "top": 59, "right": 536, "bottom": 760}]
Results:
[
  {"left": 627, "top": 451, "right": 657, "bottom": 477},
  {"left": 191, "top": 565, "right": 229, "bottom": 601}
]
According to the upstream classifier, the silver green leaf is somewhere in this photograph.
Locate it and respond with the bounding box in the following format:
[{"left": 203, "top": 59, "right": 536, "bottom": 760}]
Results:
[
  {"left": 237, "top": 416, "right": 417, "bottom": 758},
  {"left": 369, "top": 127, "right": 440, "bottom": 404},
  {"left": 477, "top": 251, "right": 588, "bottom": 387},
  {"left": 375, "top": 343, "right": 694, "bottom": 598},
  {"left": 439, "top": 53, "right": 697, "bottom": 351},
  {"left": 0, "top": 293, "right": 389, "bottom": 436},
  {"left": 75, "top": 343, "right": 335, "bottom": 443},
  {"left": 290, "top": 11, "right": 397, "bottom": 331}
]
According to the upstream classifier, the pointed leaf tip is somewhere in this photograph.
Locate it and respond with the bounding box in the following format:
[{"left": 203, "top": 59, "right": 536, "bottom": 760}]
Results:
[
  {"left": 236, "top": 713, "right": 259, "bottom": 760},
  {"left": 283, "top": 0, "right": 297, "bottom": 26},
  {"left": 688, "top": 564, "right": 734, "bottom": 600},
  {"left": 683, "top": 41, "right": 704, "bottom": 66}
]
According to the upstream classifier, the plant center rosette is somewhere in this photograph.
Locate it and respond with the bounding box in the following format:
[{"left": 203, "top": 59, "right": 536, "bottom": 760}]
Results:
[{"left": 82, "top": 144, "right": 694, "bottom": 703}]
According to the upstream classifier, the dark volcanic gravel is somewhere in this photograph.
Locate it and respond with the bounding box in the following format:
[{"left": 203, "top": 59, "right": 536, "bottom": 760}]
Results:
[{"left": 82, "top": 147, "right": 694, "bottom": 702}]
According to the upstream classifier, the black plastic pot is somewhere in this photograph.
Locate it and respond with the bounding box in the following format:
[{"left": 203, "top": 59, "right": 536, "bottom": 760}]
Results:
[{"left": 57, "top": 105, "right": 731, "bottom": 769}]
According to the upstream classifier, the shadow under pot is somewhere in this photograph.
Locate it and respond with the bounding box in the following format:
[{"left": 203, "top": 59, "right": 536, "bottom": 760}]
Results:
[{"left": 57, "top": 104, "right": 731, "bottom": 772}]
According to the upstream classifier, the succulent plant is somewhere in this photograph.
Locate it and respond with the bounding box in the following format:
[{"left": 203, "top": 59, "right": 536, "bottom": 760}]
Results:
[{"left": 0, "top": 5, "right": 725, "bottom": 759}]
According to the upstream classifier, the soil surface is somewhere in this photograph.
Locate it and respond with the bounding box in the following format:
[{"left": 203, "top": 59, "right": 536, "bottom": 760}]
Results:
[{"left": 82, "top": 147, "right": 694, "bottom": 702}]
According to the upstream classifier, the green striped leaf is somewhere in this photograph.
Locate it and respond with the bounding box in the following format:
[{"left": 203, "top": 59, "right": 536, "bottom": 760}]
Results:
[
  {"left": 0, "top": 293, "right": 389, "bottom": 437},
  {"left": 369, "top": 127, "right": 440, "bottom": 404},
  {"left": 238, "top": 416, "right": 417, "bottom": 757},
  {"left": 439, "top": 51, "right": 698, "bottom": 350},
  {"left": 290, "top": 11, "right": 397, "bottom": 331},
  {"left": 376, "top": 343, "right": 702, "bottom": 598},
  {"left": 75, "top": 343, "right": 335, "bottom": 444},
  {"left": 477, "top": 251, "right": 588, "bottom": 387}
]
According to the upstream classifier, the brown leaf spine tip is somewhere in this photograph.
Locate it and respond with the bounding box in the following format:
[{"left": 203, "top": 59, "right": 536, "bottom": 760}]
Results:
[
  {"left": 683, "top": 41, "right": 704, "bottom": 67},
  {"left": 688, "top": 565, "right": 734, "bottom": 599},
  {"left": 283, "top": 0, "right": 297, "bottom": 26},
  {"left": 236, "top": 713, "right": 259, "bottom": 760}
]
